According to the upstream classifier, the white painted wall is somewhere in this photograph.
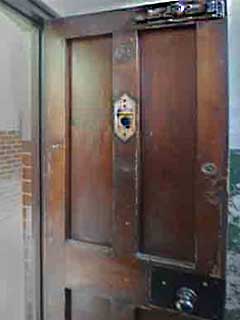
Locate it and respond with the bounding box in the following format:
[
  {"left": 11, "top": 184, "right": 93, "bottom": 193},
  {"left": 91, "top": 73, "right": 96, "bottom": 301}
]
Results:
[
  {"left": 0, "top": 5, "right": 37, "bottom": 320},
  {"left": 228, "top": 0, "right": 240, "bottom": 149},
  {"left": 0, "top": 7, "right": 33, "bottom": 140}
]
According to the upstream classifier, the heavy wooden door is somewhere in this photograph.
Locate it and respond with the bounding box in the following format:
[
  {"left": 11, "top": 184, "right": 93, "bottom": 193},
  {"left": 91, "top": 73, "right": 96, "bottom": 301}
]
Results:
[{"left": 43, "top": 1, "right": 228, "bottom": 320}]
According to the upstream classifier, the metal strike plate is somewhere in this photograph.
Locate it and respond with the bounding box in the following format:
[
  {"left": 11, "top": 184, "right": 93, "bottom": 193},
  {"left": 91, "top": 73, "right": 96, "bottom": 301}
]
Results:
[
  {"left": 151, "top": 266, "right": 225, "bottom": 319},
  {"left": 114, "top": 94, "right": 136, "bottom": 142},
  {"left": 134, "top": 0, "right": 226, "bottom": 26}
]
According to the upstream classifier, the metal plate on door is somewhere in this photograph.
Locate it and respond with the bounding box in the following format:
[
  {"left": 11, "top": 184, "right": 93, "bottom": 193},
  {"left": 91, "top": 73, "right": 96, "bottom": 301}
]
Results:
[
  {"left": 114, "top": 93, "right": 136, "bottom": 142},
  {"left": 151, "top": 266, "right": 225, "bottom": 319}
]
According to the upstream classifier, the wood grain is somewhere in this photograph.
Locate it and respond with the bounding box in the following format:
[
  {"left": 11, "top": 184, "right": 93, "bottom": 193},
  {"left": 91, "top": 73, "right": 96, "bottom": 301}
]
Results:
[
  {"left": 112, "top": 31, "right": 140, "bottom": 256},
  {"left": 44, "top": 10, "right": 228, "bottom": 320},
  {"left": 140, "top": 27, "right": 196, "bottom": 263},
  {"left": 70, "top": 35, "right": 113, "bottom": 246},
  {"left": 195, "top": 19, "right": 228, "bottom": 276}
]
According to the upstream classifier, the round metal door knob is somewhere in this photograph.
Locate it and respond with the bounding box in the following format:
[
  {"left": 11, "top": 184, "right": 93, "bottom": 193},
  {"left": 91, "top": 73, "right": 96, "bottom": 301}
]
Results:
[{"left": 175, "top": 287, "right": 198, "bottom": 314}]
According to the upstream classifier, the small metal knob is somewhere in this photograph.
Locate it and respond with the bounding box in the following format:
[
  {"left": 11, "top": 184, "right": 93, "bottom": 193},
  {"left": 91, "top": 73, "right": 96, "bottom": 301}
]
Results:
[
  {"left": 175, "top": 287, "right": 197, "bottom": 314},
  {"left": 201, "top": 162, "right": 218, "bottom": 176}
]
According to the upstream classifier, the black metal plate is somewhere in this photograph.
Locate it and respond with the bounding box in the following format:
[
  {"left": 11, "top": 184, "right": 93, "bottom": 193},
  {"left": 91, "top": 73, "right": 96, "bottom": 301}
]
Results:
[{"left": 151, "top": 266, "right": 225, "bottom": 320}]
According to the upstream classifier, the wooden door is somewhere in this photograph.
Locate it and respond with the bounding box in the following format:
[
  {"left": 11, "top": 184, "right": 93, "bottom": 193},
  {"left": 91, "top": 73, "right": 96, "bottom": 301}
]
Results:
[{"left": 43, "top": 2, "right": 228, "bottom": 320}]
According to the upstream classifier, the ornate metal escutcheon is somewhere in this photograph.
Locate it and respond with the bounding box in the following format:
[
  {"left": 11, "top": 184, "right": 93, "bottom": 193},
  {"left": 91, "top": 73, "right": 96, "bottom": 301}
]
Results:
[{"left": 114, "top": 93, "right": 136, "bottom": 142}]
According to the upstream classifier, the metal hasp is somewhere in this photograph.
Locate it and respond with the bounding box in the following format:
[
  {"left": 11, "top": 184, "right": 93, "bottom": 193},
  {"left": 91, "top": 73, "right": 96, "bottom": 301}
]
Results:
[
  {"left": 151, "top": 266, "right": 225, "bottom": 319},
  {"left": 134, "top": 0, "right": 226, "bottom": 26},
  {"left": 114, "top": 94, "right": 136, "bottom": 142}
]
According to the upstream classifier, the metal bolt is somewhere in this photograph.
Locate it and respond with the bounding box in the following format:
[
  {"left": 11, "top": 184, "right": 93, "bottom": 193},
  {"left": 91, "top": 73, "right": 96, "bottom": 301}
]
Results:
[{"left": 201, "top": 162, "right": 218, "bottom": 176}]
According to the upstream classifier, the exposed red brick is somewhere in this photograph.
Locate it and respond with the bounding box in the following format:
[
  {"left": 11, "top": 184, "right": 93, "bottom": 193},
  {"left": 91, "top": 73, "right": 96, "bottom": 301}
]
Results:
[
  {"left": 22, "top": 181, "right": 32, "bottom": 194},
  {"left": 23, "top": 167, "right": 32, "bottom": 180},
  {"left": 23, "top": 194, "right": 32, "bottom": 206},
  {"left": 22, "top": 154, "right": 32, "bottom": 166}
]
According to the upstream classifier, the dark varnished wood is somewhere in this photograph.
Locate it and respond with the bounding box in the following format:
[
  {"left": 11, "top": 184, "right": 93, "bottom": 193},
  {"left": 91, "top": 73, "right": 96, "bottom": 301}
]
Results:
[
  {"left": 140, "top": 27, "right": 196, "bottom": 263},
  {"left": 70, "top": 35, "right": 113, "bottom": 246},
  {"left": 137, "top": 308, "right": 198, "bottom": 320},
  {"left": 65, "top": 241, "right": 145, "bottom": 304},
  {"left": 112, "top": 31, "right": 140, "bottom": 256},
  {"left": 43, "top": 27, "right": 67, "bottom": 320},
  {"left": 71, "top": 291, "right": 110, "bottom": 320},
  {"left": 46, "top": 10, "right": 134, "bottom": 39},
  {"left": 195, "top": 20, "right": 228, "bottom": 276},
  {"left": 111, "top": 301, "right": 136, "bottom": 320},
  {"left": 44, "top": 10, "right": 228, "bottom": 320}
]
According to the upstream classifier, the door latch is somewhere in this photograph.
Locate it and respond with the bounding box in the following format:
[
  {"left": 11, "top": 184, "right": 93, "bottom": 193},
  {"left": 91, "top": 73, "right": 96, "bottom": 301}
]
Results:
[
  {"left": 134, "top": 0, "right": 226, "bottom": 26},
  {"left": 151, "top": 266, "right": 225, "bottom": 319},
  {"left": 114, "top": 93, "right": 136, "bottom": 142}
]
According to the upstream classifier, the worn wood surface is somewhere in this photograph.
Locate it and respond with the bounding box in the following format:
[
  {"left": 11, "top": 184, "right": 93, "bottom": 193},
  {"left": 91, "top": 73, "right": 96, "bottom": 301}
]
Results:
[
  {"left": 70, "top": 35, "right": 113, "bottom": 245},
  {"left": 112, "top": 31, "right": 140, "bottom": 256},
  {"left": 44, "top": 9, "right": 228, "bottom": 320},
  {"left": 195, "top": 19, "right": 228, "bottom": 276},
  {"left": 141, "top": 27, "right": 196, "bottom": 262},
  {"left": 43, "top": 27, "right": 66, "bottom": 320}
]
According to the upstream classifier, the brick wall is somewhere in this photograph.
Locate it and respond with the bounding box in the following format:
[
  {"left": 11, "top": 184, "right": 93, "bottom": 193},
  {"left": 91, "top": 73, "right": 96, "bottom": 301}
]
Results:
[
  {"left": 0, "top": 130, "right": 34, "bottom": 320},
  {"left": 0, "top": 131, "right": 22, "bottom": 179},
  {"left": 22, "top": 142, "right": 34, "bottom": 320},
  {"left": 22, "top": 142, "right": 33, "bottom": 210}
]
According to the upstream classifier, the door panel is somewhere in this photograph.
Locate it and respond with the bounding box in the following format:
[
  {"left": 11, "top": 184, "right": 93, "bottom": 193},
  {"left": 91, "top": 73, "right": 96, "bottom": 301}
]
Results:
[
  {"left": 44, "top": 3, "right": 228, "bottom": 320},
  {"left": 136, "top": 309, "right": 198, "bottom": 320},
  {"left": 70, "top": 291, "right": 110, "bottom": 320},
  {"left": 71, "top": 36, "right": 113, "bottom": 245},
  {"left": 141, "top": 27, "right": 196, "bottom": 262}
]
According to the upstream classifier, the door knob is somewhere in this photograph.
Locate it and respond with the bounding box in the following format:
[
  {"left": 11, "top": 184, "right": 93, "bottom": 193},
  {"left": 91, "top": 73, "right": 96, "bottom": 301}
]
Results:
[{"left": 175, "top": 287, "right": 198, "bottom": 314}]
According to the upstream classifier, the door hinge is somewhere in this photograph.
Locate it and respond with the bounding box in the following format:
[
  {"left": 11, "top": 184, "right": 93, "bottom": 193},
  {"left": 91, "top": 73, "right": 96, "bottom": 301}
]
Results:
[{"left": 134, "top": 0, "right": 226, "bottom": 26}]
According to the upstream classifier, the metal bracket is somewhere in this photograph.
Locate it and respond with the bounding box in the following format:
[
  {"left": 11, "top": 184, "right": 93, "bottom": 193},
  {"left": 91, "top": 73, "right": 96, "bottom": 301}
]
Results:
[
  {"left": 134, "top": 0, "right": 225, "bottom": 26},
  {"left": 114, "top": 94, "right": 136, "bottom": 142},
  {"left": 151, "top": 266, "right": 225, "bottom": 319}
]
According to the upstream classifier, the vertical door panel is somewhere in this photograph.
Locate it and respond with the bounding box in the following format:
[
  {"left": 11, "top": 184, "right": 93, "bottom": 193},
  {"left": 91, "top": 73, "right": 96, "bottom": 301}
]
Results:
[
  {"left": 71, "top": 36, "right": 113, "bottom": 245},
  {"left": 140, "top": 27, "right": 196, "bottom": 263},
  {"left": 71, "top": 291, "right": 110, "bottom": 320}
]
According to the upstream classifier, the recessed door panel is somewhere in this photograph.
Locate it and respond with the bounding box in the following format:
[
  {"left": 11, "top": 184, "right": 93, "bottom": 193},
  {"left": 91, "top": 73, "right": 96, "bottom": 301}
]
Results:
[
  {"left": 140, "top": 27, "right": 196, "bottom": 262},
  {"left": 67, "top": 291, "right": 111, "bottom": 320},
  {"left": 70, "top": 36, "right": 113, "bottom": 246}
]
